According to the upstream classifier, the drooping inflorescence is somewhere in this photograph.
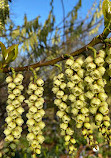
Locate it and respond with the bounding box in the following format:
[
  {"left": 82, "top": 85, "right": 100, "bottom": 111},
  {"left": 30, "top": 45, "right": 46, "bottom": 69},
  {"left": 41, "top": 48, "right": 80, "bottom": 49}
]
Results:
[
  {"left": 25, "top": 68, "right": 45, "bottom": 156},
  {"left": 3, "top": 71, "right": 25, "bottom": 157},
  {"left": 1, "top": 45, "right": 111, "bottom": 157},
  {"left": 52, "top": 47, "right": 111, "bottom": 155},
  {"left": 52, "top": 71, "right": 77, "bottom": 156}
]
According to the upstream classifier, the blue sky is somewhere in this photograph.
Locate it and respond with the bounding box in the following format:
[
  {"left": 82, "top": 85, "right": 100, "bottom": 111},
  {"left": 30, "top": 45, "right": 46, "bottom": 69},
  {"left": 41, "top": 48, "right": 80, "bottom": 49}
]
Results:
[{"left": 9, "top": 0, "right": 98, "bottom": 27}]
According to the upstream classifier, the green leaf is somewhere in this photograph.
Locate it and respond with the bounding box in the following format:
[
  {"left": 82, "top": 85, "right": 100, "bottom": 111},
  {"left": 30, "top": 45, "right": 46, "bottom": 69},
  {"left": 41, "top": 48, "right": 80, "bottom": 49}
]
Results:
[
  {"left": 102, "top": 0, "right": 111, "bottom": 27},
  {"left": 0, "top": 41, "right": 7, "bottom": 60},
  {"left": 5, "top": 44, "right": 18, "bottom": 64}
]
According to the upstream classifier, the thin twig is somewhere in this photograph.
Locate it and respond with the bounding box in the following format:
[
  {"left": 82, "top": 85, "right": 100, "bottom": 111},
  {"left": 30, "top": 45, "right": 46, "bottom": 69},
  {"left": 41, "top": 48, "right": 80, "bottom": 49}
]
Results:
[{"left": 2, "top": 28, "right": 109, "bottom": 73}]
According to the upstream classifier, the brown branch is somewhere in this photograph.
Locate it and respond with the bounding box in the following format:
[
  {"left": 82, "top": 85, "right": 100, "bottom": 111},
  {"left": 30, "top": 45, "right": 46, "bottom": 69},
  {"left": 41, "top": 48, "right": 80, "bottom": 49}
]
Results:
[{"left": 2, "top": 28, "right": 110, "bottom": 73}]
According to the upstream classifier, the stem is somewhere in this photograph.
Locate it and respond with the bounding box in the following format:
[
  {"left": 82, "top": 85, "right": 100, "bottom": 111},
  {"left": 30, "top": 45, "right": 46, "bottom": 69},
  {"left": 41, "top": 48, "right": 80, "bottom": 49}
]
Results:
[
  {"left": 30, "top": 67, "right": 37, "bottom": 83},
  {"left": 11, "top": 67, "right": 16, "bottom": 78},
  {"left": 2, "top": 29, "right": 110, "bottom": 73},
  {"left": 87, "top": 46, "right": 97, "bottom": 59}
]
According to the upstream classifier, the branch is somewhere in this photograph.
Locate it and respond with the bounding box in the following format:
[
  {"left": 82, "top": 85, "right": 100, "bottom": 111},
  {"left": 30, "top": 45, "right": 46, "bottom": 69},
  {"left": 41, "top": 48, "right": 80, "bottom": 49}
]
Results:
[{"left": 2, "top": 28, "right": 110, "bottom": 73}]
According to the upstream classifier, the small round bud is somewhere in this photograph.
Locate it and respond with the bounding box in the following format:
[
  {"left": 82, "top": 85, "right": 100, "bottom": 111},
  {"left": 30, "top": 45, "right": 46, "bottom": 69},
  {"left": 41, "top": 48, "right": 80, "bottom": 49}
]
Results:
[
  {"left": 4, "top": 128, "right": 11, "bottom": 136},
  {"left": 67, "top": 81, "right": 75, "bottom": 89},
  {"left": 60, "top": 123, "right": 68, "bottom": 130},
  {"left": 12, "top": 100, "right": 21, "bottom": 108},
  {"left": 8, "top": 94, "right": 15, "bottom": 100},
  {"left": 35, "top": 149, "right": 41, "bottom": 154},
  {"left": 105, "top": 56, "right": 111, "bottom": 64},
  {"left": 76, "top": 123, "right": 83, "bottom": 128},
  {"left": 17, "top": 107, "right": 24, "bottom": 114},
  {"left": 5, "top": 135, "right": 14, "bottom": 142},
  {"left": 32, "top": 126, "right": 41, "bottom": 135},
  {"left": 72, "top": 74, "right": 81, "bottom": 83},
  {"left": 37, "top": 135, "right": 44, "bottom": 144},
  {"left": 29, "top": 94, "right": 38, "bottom": 102},
  {"left": 103, "top": 121, "right": 110, "bottom": 127},
  {"left": 53, "top": 79, "right": 61, "bottom": 87},
  {"left": 98, "top": 50, "right": 105, "bottom": 58},
  {"left": 85, "top": 91, "right": 94, "bottom": 99},
  {"left": 62, "top": 115, "right": 70, "bottom": 123},
  {"left": 99, "top": 106, "right": 109, "bottom": 115},
  {"left": 98, "top": 93, "right": 108, "bottom": 101},
  {"left": 16, "top": 74, "right": 24, "bottom": 80},
  {"left": 65, "top": 69, "right": 73, "bottom": 77},
  {"left": 37, "top": 121, "right": 45, "bottom": 129},
  {"left": 74, "top": 100, "right": 84, "bottom": 109},
  {"left": 29, "top": 106, "right": 37, "bottom": 114},
  {"left": 90, "top": 97, "right": 101, "bottom": 107},
  {"left": 68, "top": 94, "right": 76, "bottom": 102},
  {"left": 64, "top": 135, "right": 71, "bottom": 142},
  {"left": 95, "top": 113, "right": 103, "bottom": 122},
  {"left": 17, "top": 85, "right": 24, "bottom": 91},
  {"left": 28, "top": 83, "right": 37, "bottom": 91},
  {"left": 27, "top": 133, "right": 35, "bottom": 142},
  {"left": 36, "top": 78, "right": 44, "bottom": 86},
  {"left": 27, "top": 119, "right": 35, "bottom": 126},
  {"left": 62, "top": 95, "right": 68, "bottom": 102},
  {"left": 56, "top": 111, "right": 65, "bottom": 118},
  {"left": 97, "top": 66, "right": 106, "bottom": 76},
  {"left": 8, "top": 122, "right": 16, "bottom": 129},
  {"left": 81, "top": 107, "right": 89, "bottom": 114},
  {"left": 76, "top": 55, "right": 85, "bottom": 66},
  {"left": 14, "top": 77, "right": 22, "bottom": 85},
  {"left": 56, "top": 90, "right": 64, "bottom": 99},
  {"left": 71, "top": 108, "right": 79, "bottom": 116},
  {"left": 82, "top": 129, "right": 88, "bottom": 135},
  {"left": 84, "top": 56, "right": 93, "bottom": 64},
  {"left": 13, "top": 88, "right": 21, "bottom": 96},
  {"left": 6, "top": 105, "right": 15, "bottom": 112},
  {"left": 71, "top": 62, "right": 81, "bottom": 71},
  {"left": 86, "top": 62, "right": 96, "bottom": 72},
  {"left": 95, "top": 57, "right": 104, "bottom": 66},
  {"left": 6, "top": 76, "right": 13, "bottom": 83},
  {"left": 72, "top": 86, "right": 82, "bottom": 96},
  {"left": 5, "top": 116, "right": 12, "bottom": 123},
  {"left": 89, "top": 107, "right": 97, "bottom": 114},
  {"left": 84, "top": 76, "right": 94, "bottom": 84},
  {"left": 59, "top": 102, "right": 67, "bottom": 111},
  {"left": 54, "top": 99, "right": 62, "bottom": 105},
  {"left": 70, "top": 138, "right": 76, "bottom": 144},
  {"left": 60, "top": 82, "right": 66, "bottom": 90},
  {"left": 16, "top": 118, "right": 24, "bottom": 126},
  {"left": 52, "top": 87, "right": 59, "bottom": 94},
  {"left": 66, "top": 128, "right": 74, "bottom": 135},
  {"left": 65, "top": 58, "right": 74, "bottom": 67},
  {"left": 76, "top": 114, "right": 85, "bottom": 123},
  {"left": 97, "top": 78, "right": 106, "bottom": 87},
  {"left": 34, "top": 113, "right": 42, "bottom": 122},
  {"left": 78, "top": 81, "right": 85, "bottom": 90},
  {"left": 77, "top": 69, "right": 85, "bottom": 78},
  {"left": 90, "top": 70, "right": 101, "bottom": 80},
  {"left": 38, "top": 109, "right": 45, "bottom": 117},
  {"left": 84, "top": 122, "right": 91, "bottom": 129},
  {"left": 17, "top": 95, "right": 25, "bottom": 102},
  {"left": 8, "top": 83, "right": 16, "bottom": 90}
]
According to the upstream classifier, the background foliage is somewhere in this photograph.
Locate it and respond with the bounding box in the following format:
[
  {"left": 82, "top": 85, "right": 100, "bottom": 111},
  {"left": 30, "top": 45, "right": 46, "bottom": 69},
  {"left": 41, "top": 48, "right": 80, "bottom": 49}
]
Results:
[{"left": 0, "top": 0, "right": 111, "bottom": 157}]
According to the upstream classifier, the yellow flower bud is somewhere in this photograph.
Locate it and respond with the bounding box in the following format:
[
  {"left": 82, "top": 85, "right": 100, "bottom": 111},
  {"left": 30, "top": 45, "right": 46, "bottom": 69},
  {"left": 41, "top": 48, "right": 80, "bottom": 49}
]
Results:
[
  {"left": 27, "top": 133, "right": 35, "bottom": 142},
  {"left": 6, "top": 76, "right": 13, "bottom": 83},
  {"left": 64, "top": 135, "right": 71, "bottom": 142},
  {"left": 36, "top": 78, "right": 44, "bottom": 86},
  {"left": 16, "top": 118, "right": 24, "bottom": 126},
  {"left": 37, "top": 135, "right": 44, "bottom": 144}
]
